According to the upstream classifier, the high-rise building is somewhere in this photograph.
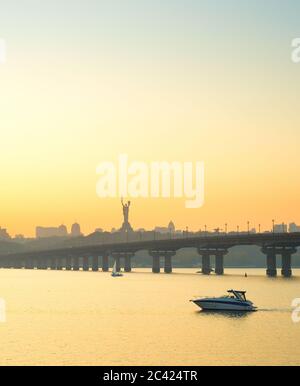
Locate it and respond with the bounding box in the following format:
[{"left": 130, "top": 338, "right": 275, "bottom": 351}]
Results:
[
  {"left": 168, "top": 221, "right": 176, "bottom": 233},
  {"left": 289, "top": 223, "right": 300, "bottom": 233},
  {"left": 274, "top": 224, "right": 287, "bottom": 233},
  {"left": 71, "top": 223, "right": 82, "bottom": 237}
]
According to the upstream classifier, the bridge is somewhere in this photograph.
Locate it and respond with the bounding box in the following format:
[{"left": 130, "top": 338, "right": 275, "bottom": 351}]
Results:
[{"left": 0, "top": 232, "right": 300, "bottom": 277}]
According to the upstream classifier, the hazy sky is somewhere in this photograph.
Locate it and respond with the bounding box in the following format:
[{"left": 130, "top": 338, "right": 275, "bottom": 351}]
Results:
[{"left": 0, "top": 0, "right": 300, "bottom": 236}]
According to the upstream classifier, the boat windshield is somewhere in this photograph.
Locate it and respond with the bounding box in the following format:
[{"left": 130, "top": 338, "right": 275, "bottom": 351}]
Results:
[{"left": 228, "top": 291, "right": 247, "bottom": 302}]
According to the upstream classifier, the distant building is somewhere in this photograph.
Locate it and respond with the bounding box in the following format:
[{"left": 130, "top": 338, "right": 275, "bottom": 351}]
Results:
[
  {"left": 36, "top": 225, "right": 68, "bottom": 239},
  {"left": 289, "top": 223, "right": 300, "bottom": 233},
  {"left": 274, "top": 224, "right": 287, "bottom": 233},
  {"left": 154, "top": 227, "right": 168, "bottom": 234},
  {"left": 168, "top": 221, "right": 176, "bottom": 233},
  {"left": 95, "top": 228, "right": 103, "bottom": 233},
  {"left": 71, "top": 223, "right": 82, "bottom": 237},
  {"left": 15, "top": 234, "right": 25, "bottom": 240},
  {"left": 0, "top": 227, "right": 10, "bottom": 240},
  {"left": 155, "top": 221, "right": 176, "bottom": 234}
]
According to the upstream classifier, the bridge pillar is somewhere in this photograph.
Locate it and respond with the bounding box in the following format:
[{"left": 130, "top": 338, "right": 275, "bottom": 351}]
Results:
[
  {"left": 46, "top": 258, "right": 51, "bottom": 269},
  {"left": 37, "top": 258, "right": 43, "bottom": 270},
  {"left": 56, "top": 258, "right": 63, "bottom": 270},
  {"left": 262, "top": 248, "right": 277, "bottom": 277},
  {"left": 25, "top": 258, "right": 33, "bottom": 269},
  {"left": 150, "top": 252, "right": 160, "bottom": 273},
  {"left": 281, "top": 248, "right": 296, "bottom": 277},
  {"left": 5, "top": 258, "right": 12, "bottom": 269},
  {"left": 15, "top": 258, "right": 23, "bottom": 269},
  {"left": 29, "top": 258, "right": 34, "bottom": 269},
  {"left": 215, "top": 251, "right": 227, "bottom": 275},
  {"left": 124, "top": 255, "right": 132, "bottom": 273},
  {"left": 50, "top": 257, "right": 57, "bottom": 270},
  {"left": 102, "top": 255, "right": 109, "bottom": 272},
  {"left": 66, "top": 256, "right": 72, "bottom": 271},
  {"left": 282, "top": 252, "right": 292, "bottom": 278},
  {"left": 198, "top": 250, "right": 211, "bottom": 275},
  {"left": 41, "top": 259, "right": 48, "bottom": 270},
  {"left": 92, "top": 256, "right": 99, "bottom": 272},
  {"left": 83, "top": 256, "right": 89, "bottom": 271},
  {"left": 164, "top": 256, "right": 172, "bottom": 274},
  {"left": 73, "top": 256, "right": 80, "bottom": 271},
  {"left": 115, "top": 256, "right": 121, "bottom": 272},
  {"left": 202, "top": 253, "right": 211, "bottom": 275},
  {"left": 153, "top": 255, "right": 160, "bottom": 273},
  {"left": 164, "top": 252, "right": 175, "bottom": 274}
]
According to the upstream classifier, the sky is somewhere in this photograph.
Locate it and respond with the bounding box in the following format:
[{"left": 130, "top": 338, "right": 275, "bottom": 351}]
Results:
[{"left": 0, "top": 0, "right": 300, "bottom": 237}]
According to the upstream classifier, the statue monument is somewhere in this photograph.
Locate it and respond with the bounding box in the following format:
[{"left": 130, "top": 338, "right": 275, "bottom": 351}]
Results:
[{"left": 120, "top": 198, "right": 133, "bottom": 233}]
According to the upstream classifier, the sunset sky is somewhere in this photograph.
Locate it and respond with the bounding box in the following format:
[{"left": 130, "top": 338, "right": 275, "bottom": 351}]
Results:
[{"left": 0, "top": 0, "right": 300, "bottom": 237}]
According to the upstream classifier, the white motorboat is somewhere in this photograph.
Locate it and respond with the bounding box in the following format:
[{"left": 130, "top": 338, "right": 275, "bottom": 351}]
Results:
[
  {"left": 191, "top": 290, "right": 257, "bottom": 312},
  {"left": 111, "top": 261, "right": 123, "bottom": 277}
]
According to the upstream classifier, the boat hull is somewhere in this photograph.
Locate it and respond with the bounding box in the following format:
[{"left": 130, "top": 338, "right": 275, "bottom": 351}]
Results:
[{"left": 193, "top": 300, "right": 256, "bottom": 312}]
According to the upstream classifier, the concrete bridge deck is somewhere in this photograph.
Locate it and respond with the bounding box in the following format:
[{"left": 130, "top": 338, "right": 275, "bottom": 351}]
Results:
[{"left": 0, "top": 232, "right": 299, "bottom": 277}]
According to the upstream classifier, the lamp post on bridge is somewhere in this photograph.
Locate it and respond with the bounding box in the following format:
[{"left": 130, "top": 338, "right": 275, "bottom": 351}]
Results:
[
  {"left": 272, "top": 219, "right": 275, "bottom": 234},
  {"left": 247, "top": 221, "right": 250, "bottom": 235}
]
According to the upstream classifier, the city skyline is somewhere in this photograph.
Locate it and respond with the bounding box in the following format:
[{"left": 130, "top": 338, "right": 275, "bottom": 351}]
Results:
[{"left": 1, "top": 218, "right": 300, "bottom": 240}]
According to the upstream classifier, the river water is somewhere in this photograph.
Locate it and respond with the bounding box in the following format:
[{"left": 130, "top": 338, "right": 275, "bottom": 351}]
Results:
[{"left": 0, "top": 268, "right": 299, "bottom": 366}]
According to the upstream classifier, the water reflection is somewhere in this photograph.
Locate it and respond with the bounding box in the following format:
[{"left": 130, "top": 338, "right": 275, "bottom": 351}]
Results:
[{"left": 195, "top": 310, "right": 253, "bottom": 319}]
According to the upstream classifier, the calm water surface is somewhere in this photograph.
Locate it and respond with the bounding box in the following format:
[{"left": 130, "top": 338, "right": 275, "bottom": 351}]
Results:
[{"left": 0, "top": 268, "right": 299, "bottom": 366}]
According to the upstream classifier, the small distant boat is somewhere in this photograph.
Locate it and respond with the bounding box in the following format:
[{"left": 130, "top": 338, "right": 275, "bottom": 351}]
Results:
[
  {"left": 111, "top": 261, "right": 123, "bottom": 277},
  {"left": 191, "top": 290, "right": 257, "bottom": 312}
]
